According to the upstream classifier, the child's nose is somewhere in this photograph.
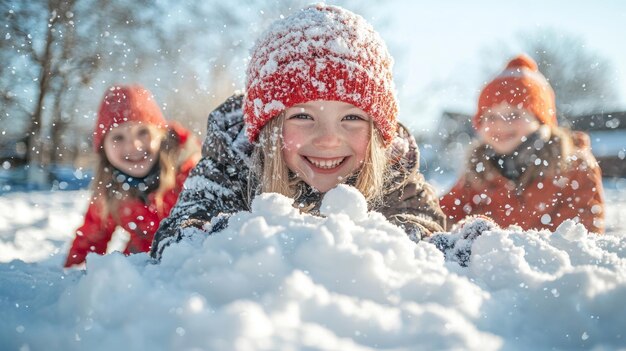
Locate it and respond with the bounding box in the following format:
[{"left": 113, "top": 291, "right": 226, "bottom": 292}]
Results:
[
  {"left": 487, "top": 116, "right": 508, "bottom": 128},
  {"left": 131, "top": 138, "right": 145, "bottom": 151},
  {"left": 312, "top": 124, "right": 342, "bottom": 148}
]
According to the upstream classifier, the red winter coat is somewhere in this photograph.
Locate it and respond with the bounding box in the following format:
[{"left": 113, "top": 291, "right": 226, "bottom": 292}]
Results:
[
  {"left": 64, "top": 125, "right": 199, "bottom": 267},
  {"left": 440, "top": 128, "right": 605, "bottom": 234}
]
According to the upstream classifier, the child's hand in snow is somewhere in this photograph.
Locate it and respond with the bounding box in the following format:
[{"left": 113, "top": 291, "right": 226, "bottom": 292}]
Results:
[
  {"left": 452, "top": 215, "right": 500, "bottom": 241},
  {"left": 429, "top": 215, "right": 499, "bottom": 267}
]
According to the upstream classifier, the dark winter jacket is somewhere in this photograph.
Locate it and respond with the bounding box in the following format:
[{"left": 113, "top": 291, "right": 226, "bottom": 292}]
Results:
[
  {"left": 151, "top": 94, "right": 446, "bottom": 260},
  {"left": 64, "top": 125, "right": 200, "bottom": 267},
  {"left": 440, "top": 126, "right": 605, "bottom": 233}
]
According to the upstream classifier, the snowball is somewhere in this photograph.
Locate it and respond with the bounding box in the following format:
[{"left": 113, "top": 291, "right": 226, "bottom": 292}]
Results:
[
  {"left": 250, "top": 192, "right": 297, "bottom": 217},
  {"left": 319, "top": 184, "right": 367, "bottom": 221}
]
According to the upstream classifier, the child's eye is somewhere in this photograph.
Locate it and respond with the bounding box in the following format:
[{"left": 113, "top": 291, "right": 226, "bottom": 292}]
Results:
[
  {"left": 137, "top": 128, "right": 150, "bottom": 137},
  {"left": 343, "top": 114, "right": 367, "bottom": 121},
  {"left": 111, "top": 135, "right": 124, "bottom": 142},
  {"left": 288, "top": 113, "right": 313, "bottom": 120}
]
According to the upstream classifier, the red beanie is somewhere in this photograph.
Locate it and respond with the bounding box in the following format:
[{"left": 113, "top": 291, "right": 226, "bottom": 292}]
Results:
[
  {"left": 93, "top": 84, "right": 167, "bottom": 151},
  {"left": 243, "top": 4, "right": 398, "bottom": 146},
  {"left": 473, "top": 54, "right": 557, "bottom": 129}
]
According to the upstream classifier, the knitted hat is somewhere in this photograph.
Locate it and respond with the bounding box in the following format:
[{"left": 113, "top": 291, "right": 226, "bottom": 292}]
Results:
[
  {"left": 243, "top": 4, "right": 398, "bottom": 146},
  {"left": 93, "top": 84, "right": 167, "bottom": 151},
  {"left": 473, "top": 54, "right": 557, "bottom": 129}
]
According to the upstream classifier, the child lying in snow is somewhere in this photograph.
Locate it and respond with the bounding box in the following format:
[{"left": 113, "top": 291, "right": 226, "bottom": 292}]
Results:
[
  {"left": 440, "top": 54, "right": 605, "bottom": 234},
  {"left": 150, "top": 4, "right": 446, "bottom": 260}
]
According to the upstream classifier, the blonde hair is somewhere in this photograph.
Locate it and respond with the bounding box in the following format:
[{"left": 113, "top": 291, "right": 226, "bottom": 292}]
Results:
[
  {"left": 91, "top": 125, "right": 181, "bottom": 221},
  {"left": 250, "top": 114, "right": 390, "bottom": 211}
]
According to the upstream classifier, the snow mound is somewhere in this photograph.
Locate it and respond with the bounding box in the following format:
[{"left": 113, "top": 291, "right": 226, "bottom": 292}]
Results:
[
  {"left": 1, "top": 186, "right": 626, "bottom": 350},
  {"left": 319, "top": 184, "right": 368, "bottom": 220}
]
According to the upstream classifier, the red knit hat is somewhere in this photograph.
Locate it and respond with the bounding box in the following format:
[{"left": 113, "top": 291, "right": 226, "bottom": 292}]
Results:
[
  {"left": 473, "top": 54, "right": 557, "bottom": 129},
  {"left": 243, "top": 4, "right": 398, "bottom": 146},
  {"left": 93, "top": 84, "right": 167, "bottom": 151}
]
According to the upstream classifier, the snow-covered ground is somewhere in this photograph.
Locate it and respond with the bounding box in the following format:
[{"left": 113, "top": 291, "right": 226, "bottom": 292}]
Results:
[{"left": 1, "top": 181, "right": 626, "bottom": 350}]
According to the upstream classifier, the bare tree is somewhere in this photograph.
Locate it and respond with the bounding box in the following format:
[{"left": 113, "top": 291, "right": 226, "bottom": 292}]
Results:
[
  {"left": 529, "top": 34, "right": 619, "bottom": 119},
  {"left": 1, "top": 0, "right": 166, "bottom": 183}
]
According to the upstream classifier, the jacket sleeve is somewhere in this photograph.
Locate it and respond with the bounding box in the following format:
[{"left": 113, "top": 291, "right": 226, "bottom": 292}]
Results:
[
  {"left": 547, "top": 131, "right": 605, "bottom": 234},
  {"left": 377, "top": 124, "right": 446, "bottom": 240},
  {"left": 381, "top": 171, "right": 447, "bottom": 241},
  {"left": 64, "top": 200, "right": 115, "bottom": 267},
  {"left": 439, "top": 175, "right": 476, "bottom": 227},
  {"left": 150, "top": 94, "right": 251, "bottom": 260},
  {"left": 551, "top": 161, "right": 605, "bottom": 234}
]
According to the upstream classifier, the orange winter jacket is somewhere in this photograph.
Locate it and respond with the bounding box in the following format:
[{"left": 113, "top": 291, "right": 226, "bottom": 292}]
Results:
[
  {"left": 64, "top": 126, "right": 199, "bottom": 267},
  {"left": 440, "top": 128, "right": 604, "bottom": 234}
]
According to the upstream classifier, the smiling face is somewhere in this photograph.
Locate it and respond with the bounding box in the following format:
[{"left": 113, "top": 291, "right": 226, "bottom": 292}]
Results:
[
  {"left": 477, "top": 103, "right": 541, "bottom": 154},
  {"left": 281, "top": 100, "right": 371, "bottom": 193},
  {"left": 103, "top": 122, "right": 164, "bottom": 178}
]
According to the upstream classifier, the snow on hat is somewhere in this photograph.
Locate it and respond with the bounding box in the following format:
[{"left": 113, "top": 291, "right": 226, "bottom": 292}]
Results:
[
  {"left": 93, "top": 84, "right": 167, "bottom": 151},
  {"left": 473, "top": 54, "right": 557, "bottom": 129},
  {"left": 243, "top": 3, "right": 398, "bottom": 146}
]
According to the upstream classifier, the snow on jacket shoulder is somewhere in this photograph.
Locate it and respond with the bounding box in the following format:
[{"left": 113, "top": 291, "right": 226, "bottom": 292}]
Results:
[
  {"left": 151, "top": 94, "right": 446, "bottom": 260},
  {"left": 150, "top": 94, "right": 251, "bottom": 259},
  {"left": 64, "top": 125, "right": 199, "bottom": 267},
  {"left": 440, "top": 127, "right": 604, "bottom": 234}
]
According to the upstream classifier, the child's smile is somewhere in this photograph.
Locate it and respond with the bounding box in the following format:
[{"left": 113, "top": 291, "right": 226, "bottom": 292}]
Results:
[
  {"left": 304, "top": 156, "right": 347, "bottom": 171},
  {"left": 489, "top": 130, "right": 519, "bottom": 143},
  {"left": 282, "top": 101, "right": 371, "bottom": 192}
]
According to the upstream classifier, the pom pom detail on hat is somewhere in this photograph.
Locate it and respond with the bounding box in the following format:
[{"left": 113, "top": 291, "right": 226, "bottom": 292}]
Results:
[
  {"left": 473, "top": 53, "right": 557, "bottom": 129},
  {"left": 93, "top": 84, "right": 167, "bottom": 151},
  {"left": 505, "top": 54, "right": 538, "bottom": 71},
  {"left": 243, "top": 4, "right": 398, "bottom": 146}
]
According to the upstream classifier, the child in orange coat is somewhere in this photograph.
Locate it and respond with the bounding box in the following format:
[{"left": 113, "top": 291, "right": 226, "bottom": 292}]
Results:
[
  {"left": 64, "top": 85, "right": 200, "bottom": 267},
  {"left": 440, "top": 54, "right": 604, "bottom": 234}
]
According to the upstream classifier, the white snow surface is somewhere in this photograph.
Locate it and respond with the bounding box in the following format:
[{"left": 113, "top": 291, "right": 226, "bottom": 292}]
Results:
[{"left": 1, "top": 183, "right": 626, "bottom": 350}]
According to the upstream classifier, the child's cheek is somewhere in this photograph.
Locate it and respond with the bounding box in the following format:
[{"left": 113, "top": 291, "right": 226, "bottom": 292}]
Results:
[
  {"left": 150, "top": 135, "right": 164, "bottom": 152},
  {"left": 283, "top": 140, "right": 302, "bottom": 151},
  {"left": 477, "top": 126, "right": 491, "bottom": 141}
]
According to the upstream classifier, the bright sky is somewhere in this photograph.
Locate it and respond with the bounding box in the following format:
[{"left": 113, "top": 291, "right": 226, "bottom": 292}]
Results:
[{"left": 364, "top": 0, "right": 626, "bottom": 130}]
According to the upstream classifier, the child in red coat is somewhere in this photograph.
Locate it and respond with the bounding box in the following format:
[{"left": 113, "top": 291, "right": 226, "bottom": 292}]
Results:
[{"left": 64, "top": 84, "right": 200, "bottom": 267}]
